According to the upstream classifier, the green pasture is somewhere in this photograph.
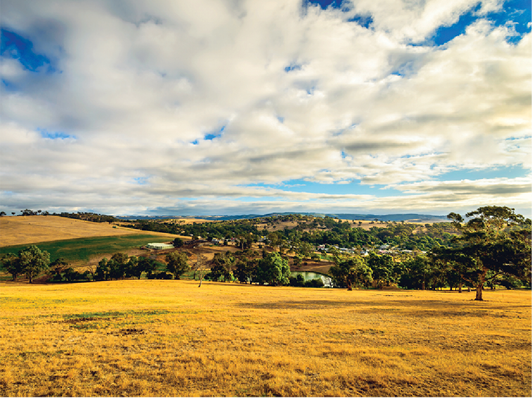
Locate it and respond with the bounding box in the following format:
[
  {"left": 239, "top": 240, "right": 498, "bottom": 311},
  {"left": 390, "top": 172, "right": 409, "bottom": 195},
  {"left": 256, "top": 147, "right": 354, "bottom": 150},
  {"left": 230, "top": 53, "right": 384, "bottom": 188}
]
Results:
[{"left": 0, "top": 234, "right": 171, "bottom": 264}]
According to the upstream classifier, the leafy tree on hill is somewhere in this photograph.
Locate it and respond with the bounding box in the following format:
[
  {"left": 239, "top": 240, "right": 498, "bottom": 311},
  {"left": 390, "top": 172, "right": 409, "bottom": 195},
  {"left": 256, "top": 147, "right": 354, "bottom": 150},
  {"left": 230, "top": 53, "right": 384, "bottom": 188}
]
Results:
[
  {"left": 329, "top": 256, "right": 373, "bottom": 290},
  {"left": 255, "top": 252, "right": 290, "bottom": 286},
  {"left": 137, "top": 257, "right": 158, "bottom": 279},
  {"left": 432, "top": 206, "right": 531, "bottom": 300},
  {"left": 18, "top": 245, "right": 50, "bottom": 283},
  {"left": 234, "top": 258, "right": 257, "bottom": 284},
  {"left": 367, "top": 252, "right": 395, "bottom": 288},
  {"left": 172, "top": 238, "right": 184, "bottom": 248},
  {"left": 208, "top": 252, "right": 235, "bottom": 282},
  {"left": 95, "top": 258, "right": 110, "bottom": 281},
  {"left": 1, "top": 253, "right": 24, "bottom": 281},
  {"left": 109, "top": 252, "right": 129, "bottom": 279},
  {"left": 165, "top": 251, "right": 190, "bottom": 280}
]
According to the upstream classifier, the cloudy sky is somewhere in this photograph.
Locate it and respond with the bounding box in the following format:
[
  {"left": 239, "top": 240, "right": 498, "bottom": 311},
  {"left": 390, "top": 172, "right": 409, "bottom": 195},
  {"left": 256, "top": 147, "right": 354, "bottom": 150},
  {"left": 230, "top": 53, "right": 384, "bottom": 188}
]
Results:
[{"left": 1, "top": 0, "right": 530, "bottom": 217}]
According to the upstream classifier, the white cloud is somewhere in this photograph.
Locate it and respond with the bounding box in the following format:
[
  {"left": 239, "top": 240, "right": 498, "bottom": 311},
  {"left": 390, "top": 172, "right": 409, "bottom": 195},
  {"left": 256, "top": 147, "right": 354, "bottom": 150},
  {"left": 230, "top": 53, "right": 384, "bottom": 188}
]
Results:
[{"left": 0, "top": 0, "right": 530, "bottom": 217}]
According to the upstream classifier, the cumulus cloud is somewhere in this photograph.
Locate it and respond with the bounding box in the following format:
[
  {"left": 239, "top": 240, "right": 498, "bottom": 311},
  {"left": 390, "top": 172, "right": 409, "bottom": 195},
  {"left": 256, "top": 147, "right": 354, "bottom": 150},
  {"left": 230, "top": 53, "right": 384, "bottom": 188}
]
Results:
[{"left": 0, "top": 0, "right": 530, "bottom": 217}]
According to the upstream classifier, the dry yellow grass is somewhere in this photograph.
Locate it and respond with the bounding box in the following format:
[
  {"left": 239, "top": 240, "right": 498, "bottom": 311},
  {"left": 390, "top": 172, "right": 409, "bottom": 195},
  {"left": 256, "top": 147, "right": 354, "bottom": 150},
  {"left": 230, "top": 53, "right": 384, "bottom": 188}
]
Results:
[
  {"left": 0, "top": 281, "right": 530, "bottom": 397},
  {"left": 0, "top": 216, "right": 185, "bottom": 248}
]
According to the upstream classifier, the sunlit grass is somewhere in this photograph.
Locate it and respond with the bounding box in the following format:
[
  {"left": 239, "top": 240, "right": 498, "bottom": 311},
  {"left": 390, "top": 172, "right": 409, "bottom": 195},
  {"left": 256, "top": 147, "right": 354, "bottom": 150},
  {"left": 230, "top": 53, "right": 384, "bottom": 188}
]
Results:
[{"left": 0, "top": 281, "right": 530, "bottom": 396}]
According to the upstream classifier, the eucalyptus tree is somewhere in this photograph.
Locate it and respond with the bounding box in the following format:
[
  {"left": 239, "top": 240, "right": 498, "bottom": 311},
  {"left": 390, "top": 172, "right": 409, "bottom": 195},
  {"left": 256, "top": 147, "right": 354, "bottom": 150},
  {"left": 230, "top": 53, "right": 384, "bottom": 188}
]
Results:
[{"left": 435, "top": 206, "right": 531, "bottom": 301}]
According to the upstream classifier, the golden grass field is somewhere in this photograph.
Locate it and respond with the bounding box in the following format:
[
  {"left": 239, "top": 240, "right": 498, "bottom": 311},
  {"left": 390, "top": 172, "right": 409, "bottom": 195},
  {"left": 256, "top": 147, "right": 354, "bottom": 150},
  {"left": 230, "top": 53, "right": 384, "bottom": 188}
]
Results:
[
  {"left": 0, "top": 216, "right": 183, "bottom": 248},
  {"left": 0, "top": 281, "right": 530, "bottom": 397}
]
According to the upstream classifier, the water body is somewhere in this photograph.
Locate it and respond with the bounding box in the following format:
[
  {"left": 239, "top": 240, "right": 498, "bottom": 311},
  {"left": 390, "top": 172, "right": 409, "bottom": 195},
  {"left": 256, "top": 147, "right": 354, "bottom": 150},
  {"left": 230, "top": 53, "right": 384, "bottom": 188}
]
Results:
[{"left": 291, "top": 271, "right": 333, "bottom": 288}]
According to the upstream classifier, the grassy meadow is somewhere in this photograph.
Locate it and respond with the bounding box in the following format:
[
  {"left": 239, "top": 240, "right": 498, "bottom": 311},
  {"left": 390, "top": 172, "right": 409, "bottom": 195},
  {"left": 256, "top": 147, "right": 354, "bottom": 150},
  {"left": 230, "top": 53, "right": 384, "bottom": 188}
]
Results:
[
  {"left": 0, "top": 281, "right": 530, "bottom": 397},
  {"left": 0, "top": 235, "right": 172, "bottom": 266}
]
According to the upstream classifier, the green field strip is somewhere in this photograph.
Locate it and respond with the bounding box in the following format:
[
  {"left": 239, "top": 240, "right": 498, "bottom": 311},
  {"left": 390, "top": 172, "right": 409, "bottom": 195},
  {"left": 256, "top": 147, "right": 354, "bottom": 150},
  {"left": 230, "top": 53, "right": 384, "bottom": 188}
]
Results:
[{"left": 0, "top": 234, "right": 171, "bottom": 263}]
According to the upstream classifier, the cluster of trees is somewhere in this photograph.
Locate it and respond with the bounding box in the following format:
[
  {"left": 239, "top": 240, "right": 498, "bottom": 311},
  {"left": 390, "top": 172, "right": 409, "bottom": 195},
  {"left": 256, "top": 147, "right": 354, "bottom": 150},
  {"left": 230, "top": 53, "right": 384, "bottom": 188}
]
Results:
[
  {"left": 278, "top": 218, "right": 458, "bottom": 251},
  {"left": 205, "top": 250, "right": 291, "bottom": 286},
  {"left": 1, "top": 245, "right": 51, "bottom": 283},
  {"left": 0, "top": 209, "right": 50, "bottom": 216},
  {"left": 93, "top": 252, "right": 190, "bottom": 281},
  {"left": 328, "top": 207, "right": 531, "bottom": 300},
  {"left": 59, "top": 212, "right": 117, "bottom": 223},
  {"left": 0, "top": 247, "right": 190, "bottom": 283},
  {"left": 0, "top": 209, "right": 117, "bottom": 223},
  {"left": 196, "top": 249, "right": 304, "bottom": 286}
]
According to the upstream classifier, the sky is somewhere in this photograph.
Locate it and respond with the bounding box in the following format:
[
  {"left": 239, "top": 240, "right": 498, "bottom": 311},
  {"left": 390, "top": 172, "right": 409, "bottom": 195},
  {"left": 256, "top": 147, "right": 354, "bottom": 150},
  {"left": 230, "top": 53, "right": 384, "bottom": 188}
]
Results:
[{"left": 0, "top": 0, "right": 530, "bottom": 217}]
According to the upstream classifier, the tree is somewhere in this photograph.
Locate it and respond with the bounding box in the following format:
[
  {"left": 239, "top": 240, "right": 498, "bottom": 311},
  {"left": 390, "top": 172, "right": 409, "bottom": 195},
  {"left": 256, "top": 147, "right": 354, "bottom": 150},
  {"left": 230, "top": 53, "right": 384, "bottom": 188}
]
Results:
[
  {"left": 255, "top": 252, "right": 290, "bottom": 286},
  {"left": 329, "top": 256, "right": 373, "bottom": 290},
  {"left": 165, "top": 251, "right": 190, "bottom": 279},
  {"left": 109, "top": 253, "right": 129, "bottom": 280},
  {"left": 50, "top": 257, "right": 69, "bottom": 281},
  {"left": 234, "top": 258, "right": 257, "bottom": 284},
  {"left": 367, "top": 252, "right": 395, "bottom": 288},
  {"left": 208, "top": 252, "right": 234, "bottom": 282},
  {"left": 1, "top": 253, "right": 24, "bottom": 281},
  {"left": 267, "top": 232, "right": 282, "bottom": 252},
  {"left": 18, "top": 245, "right": 50, "bottom": 283},
  {"left": 137, "top": 257, "right": 157, "bottom": 279},
  {"left": 172, "top": 238, "right": 184, "bottom": 248},
  {"left": 436, "top": 206, "right": 531, "bottom": 301},
  {"left": 0, "top": 211, "right": 6, "bottom": 216},
  {"left": 125, "top": 256, "right": 138, "bottom": 278},
  {"left": 298, "top": 241, "right": 314, "bottom": 259},
  {"left": 399, "top": 255, "right": 431, "bottom": 290},
  {"left": 95, "top": 258, "right": 111, "bottom": 281}
]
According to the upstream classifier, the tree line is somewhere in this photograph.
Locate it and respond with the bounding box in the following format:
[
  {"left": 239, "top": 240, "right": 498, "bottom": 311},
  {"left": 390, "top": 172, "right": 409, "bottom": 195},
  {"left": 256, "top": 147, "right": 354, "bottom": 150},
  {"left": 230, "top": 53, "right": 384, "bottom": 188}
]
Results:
[{"left": 1, "top": 206, "right": 529, "bottom": 301}]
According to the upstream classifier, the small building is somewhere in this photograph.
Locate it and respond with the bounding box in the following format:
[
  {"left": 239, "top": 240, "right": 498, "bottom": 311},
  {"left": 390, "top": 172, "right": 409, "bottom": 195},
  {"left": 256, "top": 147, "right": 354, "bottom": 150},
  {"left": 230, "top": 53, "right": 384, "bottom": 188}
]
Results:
[{"left": 146, "top": 243, "right": 174, "bottom": 250}]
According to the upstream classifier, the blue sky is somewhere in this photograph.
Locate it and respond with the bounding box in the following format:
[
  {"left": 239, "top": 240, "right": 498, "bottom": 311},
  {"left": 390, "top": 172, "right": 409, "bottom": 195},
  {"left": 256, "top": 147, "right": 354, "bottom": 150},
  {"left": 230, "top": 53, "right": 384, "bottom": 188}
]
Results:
[{"left": 0, "top": 0, "right": 530, "bottom": 217}]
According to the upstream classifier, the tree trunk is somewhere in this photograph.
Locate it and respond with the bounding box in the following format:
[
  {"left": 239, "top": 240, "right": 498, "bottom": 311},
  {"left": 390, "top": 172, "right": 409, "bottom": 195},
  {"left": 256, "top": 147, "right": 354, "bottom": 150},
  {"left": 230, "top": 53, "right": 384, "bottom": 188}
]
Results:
[
  {"left": 458, "top": 282, "right": 463, "bottom": 293},
  {"left": 475, "top": 284, "right": 483, "bottom": 301}
]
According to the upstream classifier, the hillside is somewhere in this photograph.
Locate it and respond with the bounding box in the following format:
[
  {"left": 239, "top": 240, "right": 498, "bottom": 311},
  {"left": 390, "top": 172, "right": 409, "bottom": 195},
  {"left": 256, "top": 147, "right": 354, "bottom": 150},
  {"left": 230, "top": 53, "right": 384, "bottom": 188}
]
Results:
[{"left": 0, "top": 216, "right": 140, "bottom": 247}]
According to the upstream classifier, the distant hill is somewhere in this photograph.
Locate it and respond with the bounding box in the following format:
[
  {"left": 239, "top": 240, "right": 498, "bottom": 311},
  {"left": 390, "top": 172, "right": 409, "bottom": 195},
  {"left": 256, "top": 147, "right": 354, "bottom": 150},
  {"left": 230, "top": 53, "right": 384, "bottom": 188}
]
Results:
[{"left": 117, "top": 212, "right": 449, "bottom": 222}]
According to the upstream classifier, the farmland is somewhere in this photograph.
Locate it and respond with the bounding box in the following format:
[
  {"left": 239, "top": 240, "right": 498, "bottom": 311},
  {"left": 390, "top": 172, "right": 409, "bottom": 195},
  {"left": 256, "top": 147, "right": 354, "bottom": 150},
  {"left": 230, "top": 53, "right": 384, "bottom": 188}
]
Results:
[
  {"left": 0, "top": 216, "right": 144, "bottom": 247},
  {"left": 0, "top": 235, "right": 174, "bottom": 268},
  {"left": 0, "top": 281, "right": 530, "bottom": 397}
]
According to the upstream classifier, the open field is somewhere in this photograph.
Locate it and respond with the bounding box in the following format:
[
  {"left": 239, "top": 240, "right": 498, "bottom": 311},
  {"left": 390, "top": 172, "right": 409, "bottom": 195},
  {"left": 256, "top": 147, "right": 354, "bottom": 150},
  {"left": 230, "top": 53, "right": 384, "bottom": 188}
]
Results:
[
  {"left": 0, "top": 216, "right": 182, "bottom": 248},
  {"left": 0, "top": 235, "right": 175, "bottom": 267},
  {"left": 0, "top": 281, "right": 529, "bottom": 397}
]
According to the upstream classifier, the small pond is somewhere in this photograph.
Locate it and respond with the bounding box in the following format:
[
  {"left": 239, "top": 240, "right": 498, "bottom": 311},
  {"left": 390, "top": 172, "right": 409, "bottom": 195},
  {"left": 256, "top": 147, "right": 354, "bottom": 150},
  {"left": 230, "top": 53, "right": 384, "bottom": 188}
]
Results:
[{"left": 290, "top": 271, "right": 333, "bottom": 288}]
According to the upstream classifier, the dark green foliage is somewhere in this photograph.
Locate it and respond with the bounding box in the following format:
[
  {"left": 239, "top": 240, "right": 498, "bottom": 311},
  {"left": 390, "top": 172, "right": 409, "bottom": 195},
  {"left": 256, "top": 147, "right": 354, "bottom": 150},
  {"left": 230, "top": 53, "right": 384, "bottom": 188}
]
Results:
[
  {"left": 329, "top": 257, "right": 373, "bottom": 290},
  {"left": 59, "top": 212, "right": 117, "bottom": 223},
  {"left": 431, "top": 206, "right": 531, "bottom": 300},
  {"left": 208, "top": 252, "right": 235, "bottom": 282},
  {"left": 1, "top": 253, "right": 24, "bottom": 281},
  {"left": 399, "top": 255, "right": 431, "bottom": 290},
  {"left": 367, "top": 252, "right": 395, "bottom": 288},
  {"left": 165, "top": 251, "right": 190, "bottom": 279},
  {"left": 18, "top": 245, "right": 50, "bottom": 283},
  {"left": 234, "top": 258, "right": 257, "bottom": 283},
  {"left": 288, "top": 274, "right": 324, "bottom": 288},
  {"left": 255, "top": 252, "right": 290, "bottom": 286}
]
